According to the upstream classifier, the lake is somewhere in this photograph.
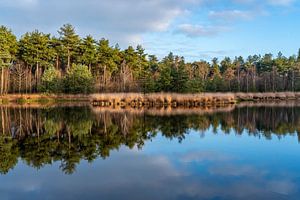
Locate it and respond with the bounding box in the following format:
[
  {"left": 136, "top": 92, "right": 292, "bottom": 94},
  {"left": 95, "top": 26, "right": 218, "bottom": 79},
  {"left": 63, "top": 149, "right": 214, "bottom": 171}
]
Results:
[{"left": 0, "top": 103, "right": 299, "bottom": 200}]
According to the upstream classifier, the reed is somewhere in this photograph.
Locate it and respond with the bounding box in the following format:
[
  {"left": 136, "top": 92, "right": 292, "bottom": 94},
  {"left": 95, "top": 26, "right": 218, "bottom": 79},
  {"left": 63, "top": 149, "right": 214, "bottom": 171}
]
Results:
[
  {"left": 1, "top": 92, "right": 300, "bottom": 107},
  {"left": 90, "top": 92, "right": 237, "bottom": 108}
]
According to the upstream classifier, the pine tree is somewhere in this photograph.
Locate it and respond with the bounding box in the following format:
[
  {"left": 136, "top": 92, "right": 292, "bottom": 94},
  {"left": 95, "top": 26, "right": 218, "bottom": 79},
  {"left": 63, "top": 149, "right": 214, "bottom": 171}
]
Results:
[
  {"left": 18, "top": 30, "right": 55, "bottom": 92},
  {"left": 78, "top": 35, "right": 97, "bottom": 70},
  {"left": 96, "top": 39, "right": 119, "bottom": 91},
  {"left": 210, "top": 58, "right": 221, "bottom": 79},
  {"left": 171, "top": 56, "right": 188, "bottom": 93},
  {"left": 0, "top": 26, "right": 17, "bottom": 94},
  {"left": 58, "top": 24, "right": 80, "bottom": 71}
]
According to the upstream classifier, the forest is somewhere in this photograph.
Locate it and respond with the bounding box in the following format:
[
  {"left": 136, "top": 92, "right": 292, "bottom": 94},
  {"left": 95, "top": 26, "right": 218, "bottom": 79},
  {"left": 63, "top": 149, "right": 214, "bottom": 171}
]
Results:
[{"left": 1, "top": 24, "right": 300, "bottom": 94}]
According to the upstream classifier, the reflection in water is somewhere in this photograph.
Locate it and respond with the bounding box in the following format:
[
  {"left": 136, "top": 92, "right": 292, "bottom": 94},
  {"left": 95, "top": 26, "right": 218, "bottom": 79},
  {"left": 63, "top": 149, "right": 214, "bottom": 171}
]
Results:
[
  {"left": 0, "top": 104, "right": 299, "bottom": 175},
  {"left": 0, "top": 104, "right": 300, "bottom": 200}
]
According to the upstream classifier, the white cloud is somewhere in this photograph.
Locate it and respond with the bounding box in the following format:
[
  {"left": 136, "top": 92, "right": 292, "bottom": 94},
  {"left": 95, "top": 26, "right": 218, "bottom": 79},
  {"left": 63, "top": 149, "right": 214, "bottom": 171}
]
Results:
[
  {"left": 180, "top": 151, "right": 233, "bottom": 162},
  {"left": 176, "top": 24, "right": 229, "bottom": 37},
  {"left": 0, "top": 0, "right": 38, "bottom": 8},
  {"left": 209, "top": 10, "right": 257, "bottom": 21},
  {"left": 0, "top": 0, "right": 204, "bottom": 46},
  {"left": 0, "top": 0, "right": 296, "bottom": 47}
]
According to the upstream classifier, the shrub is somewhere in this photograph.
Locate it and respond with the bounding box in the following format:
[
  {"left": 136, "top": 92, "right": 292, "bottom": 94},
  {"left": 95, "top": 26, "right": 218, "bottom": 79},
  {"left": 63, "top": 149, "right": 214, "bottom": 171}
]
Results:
[
  {"left": 39, "top": 66, "right": 62, "bottom": 93},
  {"left": 63, "top": 64, "right": 94, "bottom": 94}
]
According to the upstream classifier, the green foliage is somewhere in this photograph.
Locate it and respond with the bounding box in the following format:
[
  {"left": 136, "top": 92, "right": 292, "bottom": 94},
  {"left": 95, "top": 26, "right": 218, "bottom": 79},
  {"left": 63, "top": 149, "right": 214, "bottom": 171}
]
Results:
[
  {"left": 171, "top": 57, "right": 189, "bottom": 93},
  {"left": 0, "top": 26, "right": 17, "bottom": 67},
  {"left": 18, "top": 30, "right": 55, "bottom": 67},
  {"left": 142, "top": 72, "right": 157, "bottom": 93},
  {"left": 78, "top": 35, "right": 97, "bottom": 67},
  {"left": 95, "top": 39, "right": 119, "bottom": 75},
  {"left": 39, "top": 66, "right": 62, "bottom": 93},
  {"left": 0, "top": 137, "right": 18, "bottom": 174},
  {"left": 206, "top": 77, "right": 225, "bottom": 92},
  {"left": 187, "top": 77, "right": 205, "bottom": 93},
  {"left": 58, "top": 24, "right": 80, "bottom": 69},
  {"left": 157, "top": 64, "right": 172, "bottom": 92},
  {"left": 63, "top": 64, "right": 94, "bottom": 94}
]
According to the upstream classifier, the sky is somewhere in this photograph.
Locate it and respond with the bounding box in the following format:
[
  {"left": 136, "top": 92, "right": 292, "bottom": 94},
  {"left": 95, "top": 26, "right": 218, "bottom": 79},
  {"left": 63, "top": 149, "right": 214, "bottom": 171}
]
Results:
[{"left": 0, "top": 0, "right": 300, "bottom": 61}]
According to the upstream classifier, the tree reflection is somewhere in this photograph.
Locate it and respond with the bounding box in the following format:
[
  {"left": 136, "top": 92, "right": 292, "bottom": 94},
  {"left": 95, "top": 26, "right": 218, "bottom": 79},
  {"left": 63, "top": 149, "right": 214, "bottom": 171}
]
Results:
[{"left": 0, "top": 105, "right": 299, "bottom": 174}]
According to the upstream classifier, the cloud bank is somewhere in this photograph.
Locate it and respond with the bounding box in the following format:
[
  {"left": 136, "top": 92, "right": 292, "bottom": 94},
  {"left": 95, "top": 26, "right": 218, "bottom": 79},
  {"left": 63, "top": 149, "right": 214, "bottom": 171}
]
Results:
[{"left": 0, "top": 0, "right": 203, "bottom": 45}]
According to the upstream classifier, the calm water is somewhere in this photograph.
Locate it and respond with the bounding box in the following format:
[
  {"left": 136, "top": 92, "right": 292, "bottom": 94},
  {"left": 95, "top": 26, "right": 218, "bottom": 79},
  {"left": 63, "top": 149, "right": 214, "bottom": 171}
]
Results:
[{"left": 0, "top": 104, "right": 300, "bottom": 200}]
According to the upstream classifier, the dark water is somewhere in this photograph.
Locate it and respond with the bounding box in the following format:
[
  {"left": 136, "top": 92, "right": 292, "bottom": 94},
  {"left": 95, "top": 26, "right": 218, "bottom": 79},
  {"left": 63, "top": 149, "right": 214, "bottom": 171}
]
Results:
[{"left": 0, "top": 104, "right": 300, "bottom": 200}]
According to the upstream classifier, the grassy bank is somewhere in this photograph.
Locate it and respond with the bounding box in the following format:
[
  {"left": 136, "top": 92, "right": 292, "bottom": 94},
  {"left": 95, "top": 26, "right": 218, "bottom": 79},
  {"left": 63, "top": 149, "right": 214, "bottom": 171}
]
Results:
[
  {"left": 0, "top": 94, "right": 90, "bottom": 104},
  {"left": 92, "top": 92, "right": 300, "bottom": 109},
  {"left": 1, "top": 92, "right": 300, "bottom": 106}
]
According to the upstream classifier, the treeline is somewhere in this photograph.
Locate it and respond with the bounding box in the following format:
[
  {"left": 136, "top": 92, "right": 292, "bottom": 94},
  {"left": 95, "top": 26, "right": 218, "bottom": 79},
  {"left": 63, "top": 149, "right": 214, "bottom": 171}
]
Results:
[{"left": 1, "top": 24, "right": 300, "bottom": 94}]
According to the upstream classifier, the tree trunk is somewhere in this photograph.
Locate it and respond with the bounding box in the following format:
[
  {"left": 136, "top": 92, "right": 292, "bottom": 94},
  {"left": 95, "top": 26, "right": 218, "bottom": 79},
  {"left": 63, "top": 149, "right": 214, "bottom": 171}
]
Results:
[
  {"left": 25, "top": 69, "right": 28, "bottom": 94},
  {"left": 103, "top": 65, "right": 107, "bottom": 92},
  {"left": 4, "top": 68, "right": 8, "bottom": 94},
  {"left": 29, "top": 67, "right": 32, "bottom": 93},
  {"left": 253, "top": 67, "right": 256, "bottom": 92},
  {"left": 67, "top": 48, "right": 70, "bottom": 71},
  {"left": 292, "top": 70, "right": 295, "bottom": 91},
  {"left": 1, "top": 67, "right": 4, "bottom": 95},
  {"left": 246, "top": 71, "right": 249, "bottom": 92},
  {"left": 56, "top": 55, "right": 59, "bottom": 70},
  {"left": 19, "top": 68, "right": 21, "bottom": 94},
  {"left": 237, "top": 66, "right": 240, "bottom": 92}
]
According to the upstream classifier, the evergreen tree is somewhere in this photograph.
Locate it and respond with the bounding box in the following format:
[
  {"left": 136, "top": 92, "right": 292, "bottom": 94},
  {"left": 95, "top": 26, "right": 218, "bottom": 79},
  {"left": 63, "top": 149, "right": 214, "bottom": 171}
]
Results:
[
  {"left": 0, "top": 26, "right": 17, "bottom": 94},
  {"left": 210, "top": 58, "right": 221, "bottom": 79},
  {"left": 78, "top": 35, "right": 97, "bottom": 70},
  {"left": 171, "top": 56, "right": 189, "bottom": 93},
  {"left": 96, "top": 39, "right": 120, "bottom": 91},
  {"left": 18, "top": 30, "right": 55, "bottom": 92},
  {"left": 143, "top": 55, "right": 159, "bottom": 93},
  {"left": 58, "top": 24, "right": 80, "bottom": 70}
]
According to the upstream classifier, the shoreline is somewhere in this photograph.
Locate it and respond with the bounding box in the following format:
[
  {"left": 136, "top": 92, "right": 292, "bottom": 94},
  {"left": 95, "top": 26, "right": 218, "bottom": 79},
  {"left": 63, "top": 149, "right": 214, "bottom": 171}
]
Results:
[{"left": 0, "top": 92, "right": 300, "bottom": 107}]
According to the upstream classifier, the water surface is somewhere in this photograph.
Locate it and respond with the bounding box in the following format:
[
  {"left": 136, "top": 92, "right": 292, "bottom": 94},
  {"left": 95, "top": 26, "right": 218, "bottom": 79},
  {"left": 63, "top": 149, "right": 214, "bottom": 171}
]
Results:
[{"left": 0, "top": 104, "right": 299, "bottom": 200}]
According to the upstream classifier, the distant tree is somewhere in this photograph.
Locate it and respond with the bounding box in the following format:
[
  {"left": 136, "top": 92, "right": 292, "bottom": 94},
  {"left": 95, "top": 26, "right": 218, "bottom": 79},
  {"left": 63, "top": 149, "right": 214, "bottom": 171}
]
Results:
[
  {"left": 0, "top": 26, "right": 17, "bottom": 94},
  {"left": 95, "top": 39, "right": 119, "bottom": 91},
  {"left": 233, "top": 56, "right": 244, "bottom": 92},
  {"left": 135, "top": 45, "right": 148, "bottom": 91},
  {"left": 192, "top": 61, "right": 210, "bottom": 81},
  {"left": 157, "top": 53, "right": 174, "bottom": 92},
  {"left": 18, "top": 30, "right": 55, "bottom": 92},
  {"left": 78, "top": 35, "right": 97, "bottom": 70},
  {"left": 157, "top": 66, "right": 172, "bottom": 92},
  {"left": 210, "top": 58, "right": 221, "bottom": 79},
  {"left": 171, "top": 56, "right": 189, "bottom": 93},
  {"left": 58, "top": 24, "right": 80, "bottom": 71},
  {"left": 187, "top": 77, "right": 205, "bottom": 93},
  {"left": 142, "top": 55, "right": 159, "bottom": 93},
  {"left": 220, "top": 57, "right": 232, "bottom": 73}
]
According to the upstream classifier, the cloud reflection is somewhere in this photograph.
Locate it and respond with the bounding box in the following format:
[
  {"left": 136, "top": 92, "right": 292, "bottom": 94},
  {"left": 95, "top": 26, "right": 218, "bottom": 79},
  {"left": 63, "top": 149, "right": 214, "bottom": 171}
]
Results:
[{"left": 0, "top": 147, "right": 299, "bottom": 200}]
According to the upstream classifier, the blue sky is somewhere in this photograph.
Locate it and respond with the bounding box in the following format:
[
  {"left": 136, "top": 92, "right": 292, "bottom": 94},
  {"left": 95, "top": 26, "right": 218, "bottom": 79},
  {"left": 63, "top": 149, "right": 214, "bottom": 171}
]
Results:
[{"left": 0, "top": 0, "right": 299, "bottom": 61}]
